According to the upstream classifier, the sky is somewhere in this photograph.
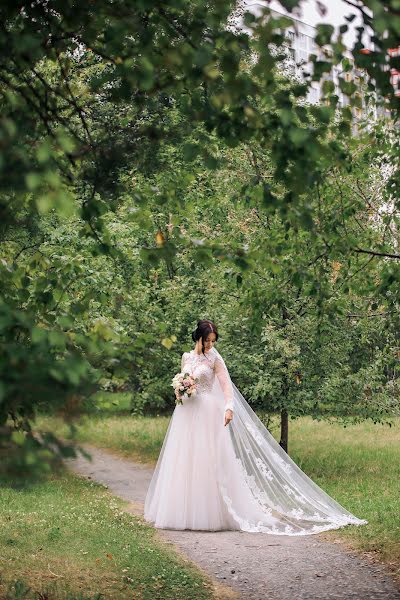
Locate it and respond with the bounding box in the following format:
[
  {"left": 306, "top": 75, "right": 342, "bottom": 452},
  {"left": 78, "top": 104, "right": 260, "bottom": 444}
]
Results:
[{"left": 243, "top": 0, "right": 370, "bottom": 49}]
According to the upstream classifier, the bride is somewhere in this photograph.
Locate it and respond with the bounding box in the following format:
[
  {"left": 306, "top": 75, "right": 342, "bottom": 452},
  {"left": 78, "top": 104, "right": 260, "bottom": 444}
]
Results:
[{"left": 144, "top": 320, "right": 368, "bottom": 534}]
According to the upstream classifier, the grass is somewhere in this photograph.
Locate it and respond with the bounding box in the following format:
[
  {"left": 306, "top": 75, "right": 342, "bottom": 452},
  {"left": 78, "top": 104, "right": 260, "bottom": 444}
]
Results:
[
  {"left": 285, "top": 418, "right": 400, "bottom": 571},
  {"left": 36, "top": 412, "right": 400, "bottom": 584},
  {"left": 0, "top": 469, "right": 215, "bottom": 600},
  {"left": 38, "top": 413, "right": 171, "bottom": 465}
]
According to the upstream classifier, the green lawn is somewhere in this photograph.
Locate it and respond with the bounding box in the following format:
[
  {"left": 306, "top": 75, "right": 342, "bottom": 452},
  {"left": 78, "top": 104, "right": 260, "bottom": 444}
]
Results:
[
  {"left": 39, "top": 413, "right": 171, "bottom": 465},
  {"left": 36, "top": 413, "right": 400, "bottom": 585},
  {"left": 285, "top": 417, "right": 400, "bottom": 575},
  {"left": 0, "top": 469, "right": 215, "bottom": 600}
]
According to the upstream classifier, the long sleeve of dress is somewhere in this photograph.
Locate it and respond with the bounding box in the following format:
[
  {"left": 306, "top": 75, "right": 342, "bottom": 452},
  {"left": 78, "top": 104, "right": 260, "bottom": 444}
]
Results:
[
  {"left": 181, "top": 352, "right": 188, "bottom": 372},
  {"left": 214, "top": 355, "right": 234, "bottom": 413}
]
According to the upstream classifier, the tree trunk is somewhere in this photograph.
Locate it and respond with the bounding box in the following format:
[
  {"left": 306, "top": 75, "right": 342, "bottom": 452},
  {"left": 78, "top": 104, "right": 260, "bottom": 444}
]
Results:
[
  {"left": 279, "top": 408, "right": 289, "bottom": 454},
  {"left": 280, "top": 305, "right": 290, "bottom": 454}
]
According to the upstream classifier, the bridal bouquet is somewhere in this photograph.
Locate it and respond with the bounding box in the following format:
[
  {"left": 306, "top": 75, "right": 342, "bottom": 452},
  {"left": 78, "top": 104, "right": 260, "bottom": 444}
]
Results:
[{"left": 171, "top": 371, "right": 198, "bottom": 405}]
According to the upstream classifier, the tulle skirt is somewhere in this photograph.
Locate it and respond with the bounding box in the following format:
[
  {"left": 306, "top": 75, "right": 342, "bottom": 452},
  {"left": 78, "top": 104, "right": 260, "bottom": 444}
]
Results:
[
  {"left": 143, "top": 388, "right": 280, "bottom": 531},
  {"left": 144, "top": 378, "right": 368, "bottom": 534}
]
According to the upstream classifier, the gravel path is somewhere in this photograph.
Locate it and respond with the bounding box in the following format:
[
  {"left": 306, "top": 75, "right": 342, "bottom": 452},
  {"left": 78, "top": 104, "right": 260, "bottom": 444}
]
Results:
[{"left": 66, "top": 446, "right": 400, "bottom": 600}]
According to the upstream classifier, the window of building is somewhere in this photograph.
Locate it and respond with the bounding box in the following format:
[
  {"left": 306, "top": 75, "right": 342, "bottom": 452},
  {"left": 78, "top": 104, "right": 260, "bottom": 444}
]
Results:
[
  {"left": 286, "top": 30, "right": 295, "bottom": 43},
  {"left": 298, "top": 33, "right": 307, "bottom": 49},
  {"left": 295, "top": 49, "right": 308, "bottom": 65}
]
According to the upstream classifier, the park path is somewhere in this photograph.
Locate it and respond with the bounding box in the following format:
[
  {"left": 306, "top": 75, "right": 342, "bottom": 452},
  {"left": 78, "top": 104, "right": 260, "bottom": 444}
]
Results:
[{"left": 66, "top": 445, "right": 400, "bottom": 600}]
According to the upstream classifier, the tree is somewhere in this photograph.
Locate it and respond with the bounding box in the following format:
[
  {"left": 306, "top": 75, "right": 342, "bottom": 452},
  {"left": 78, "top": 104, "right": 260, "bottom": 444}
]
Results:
[{"left": 0, "top": 0, "right": 398, "bottom": 469}]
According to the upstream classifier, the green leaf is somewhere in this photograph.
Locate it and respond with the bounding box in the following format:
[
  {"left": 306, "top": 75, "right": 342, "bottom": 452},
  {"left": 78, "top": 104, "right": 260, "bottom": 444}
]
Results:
[
  {"left": 48, "top": 330, "right": 66, "bottom": 348},
  {"left": 26, "top": 173, "right": 42, "bottom": 191},
  {"left": 161, "top": 337, "right": 174, "bottom": 349},
  {"left": 31, "top": 326, "right": 47, "bottom": 344},
  {"left": 315, "top": 24, "right": 334, "bottom": 46},
  {"left": 289, "top": 127, "right": 309, "bottom": 145},
  {"left": 182, "top": 143, "right": 200, "bottom": 161}
]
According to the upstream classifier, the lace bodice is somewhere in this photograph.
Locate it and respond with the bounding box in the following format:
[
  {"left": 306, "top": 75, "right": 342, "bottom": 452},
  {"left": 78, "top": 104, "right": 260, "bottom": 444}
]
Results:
[{"left": 181, "top": 348, "right": 234, "bottom": 412}]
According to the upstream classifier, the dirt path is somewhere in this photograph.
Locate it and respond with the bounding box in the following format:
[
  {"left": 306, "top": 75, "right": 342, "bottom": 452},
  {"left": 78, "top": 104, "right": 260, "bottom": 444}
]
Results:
[{"left": 67, "top": 446, "right": 400, "bottom": 600}]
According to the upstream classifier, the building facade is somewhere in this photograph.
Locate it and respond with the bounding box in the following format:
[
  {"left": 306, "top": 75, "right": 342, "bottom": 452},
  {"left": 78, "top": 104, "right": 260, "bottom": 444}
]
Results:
[{"left": 244, "top": 2, "right": 395, "bottom": 123}]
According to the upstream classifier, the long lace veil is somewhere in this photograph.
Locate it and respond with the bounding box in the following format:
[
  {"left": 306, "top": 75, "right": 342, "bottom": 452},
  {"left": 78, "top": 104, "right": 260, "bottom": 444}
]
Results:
[{"left": 212, "top": 348, "right": 368, "bottom": 535}]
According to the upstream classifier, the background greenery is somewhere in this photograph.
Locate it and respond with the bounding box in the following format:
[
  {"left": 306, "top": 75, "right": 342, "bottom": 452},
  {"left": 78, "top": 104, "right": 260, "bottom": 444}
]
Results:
[
  {"left": 0, "top": 2, "right": 399, "bottom": 596},
  {"left": 0, "top": 0, "right": 398, "bottom": 480},
  {"left": 0, "top": 5, "right": 400, "bottom": 598}
]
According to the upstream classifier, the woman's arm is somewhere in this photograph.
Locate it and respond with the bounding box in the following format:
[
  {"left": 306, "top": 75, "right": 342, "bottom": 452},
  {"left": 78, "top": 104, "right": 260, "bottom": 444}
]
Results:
[
  {"left": 214, "top": 355, "right": 234, "bottom": 414},
  {"left": 181, "top": 352, "right": 187, "bottom": 372}
]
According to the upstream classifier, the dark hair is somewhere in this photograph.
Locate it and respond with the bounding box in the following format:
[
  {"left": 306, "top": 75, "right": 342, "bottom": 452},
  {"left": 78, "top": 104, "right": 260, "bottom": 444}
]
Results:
[{"left": 191, "top": 320, "right": 219, "bottom": 357}]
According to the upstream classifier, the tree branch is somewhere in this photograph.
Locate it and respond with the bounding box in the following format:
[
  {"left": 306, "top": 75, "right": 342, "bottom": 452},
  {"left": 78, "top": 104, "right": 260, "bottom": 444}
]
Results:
[{"left": 353, "top": 247, "right": 400, "bottom": 259}]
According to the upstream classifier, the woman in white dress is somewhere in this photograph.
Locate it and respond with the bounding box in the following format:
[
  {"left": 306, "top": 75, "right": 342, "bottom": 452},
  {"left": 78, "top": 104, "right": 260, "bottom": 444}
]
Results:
[{"left": 144, "top": 320, "right": 368, "bottom": 535}]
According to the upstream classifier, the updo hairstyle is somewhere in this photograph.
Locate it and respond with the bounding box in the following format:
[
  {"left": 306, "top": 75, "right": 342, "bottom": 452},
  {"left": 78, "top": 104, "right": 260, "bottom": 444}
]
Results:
[{"left": 191, "top": 320, "right": 219, "bottom": 356}]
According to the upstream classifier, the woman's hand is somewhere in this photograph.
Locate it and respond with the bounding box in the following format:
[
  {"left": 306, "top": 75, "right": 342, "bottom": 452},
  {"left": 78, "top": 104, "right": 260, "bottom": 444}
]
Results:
[{"left": 224, "top": 409, "right": 233, "bottom": 427}]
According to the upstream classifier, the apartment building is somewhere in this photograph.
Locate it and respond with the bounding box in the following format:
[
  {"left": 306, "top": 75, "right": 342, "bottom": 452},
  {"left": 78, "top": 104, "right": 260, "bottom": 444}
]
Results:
[{"left": 244, "top": 2, "right": 394, "bottom": 123}]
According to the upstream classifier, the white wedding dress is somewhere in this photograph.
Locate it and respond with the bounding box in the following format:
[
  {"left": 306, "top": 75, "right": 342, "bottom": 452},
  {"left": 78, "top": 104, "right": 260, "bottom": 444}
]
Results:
[{"left": 143, "top": 347, "right": 368, "bottom": 534}]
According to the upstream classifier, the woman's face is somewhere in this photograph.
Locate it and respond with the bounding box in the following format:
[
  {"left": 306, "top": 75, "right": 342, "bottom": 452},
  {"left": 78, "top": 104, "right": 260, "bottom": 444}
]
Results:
[{"left": 204, "top": 332, "right": 217, "bottom": 352}]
